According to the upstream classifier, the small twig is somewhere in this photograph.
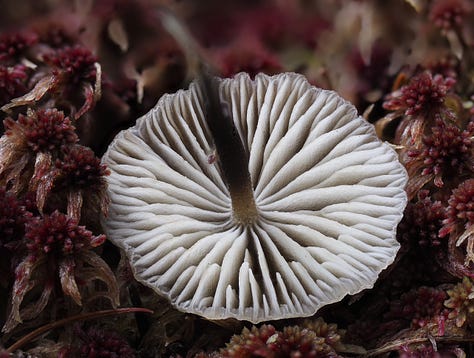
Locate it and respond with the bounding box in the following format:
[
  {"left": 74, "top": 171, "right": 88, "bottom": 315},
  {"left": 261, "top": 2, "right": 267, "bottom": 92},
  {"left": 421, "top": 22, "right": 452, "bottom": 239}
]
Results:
[
  {"left": 6, "top": 307, "right": 153, "bottom": 353},
  {"left": 363, "top": 335, "right": 474, "bottom": 357}
]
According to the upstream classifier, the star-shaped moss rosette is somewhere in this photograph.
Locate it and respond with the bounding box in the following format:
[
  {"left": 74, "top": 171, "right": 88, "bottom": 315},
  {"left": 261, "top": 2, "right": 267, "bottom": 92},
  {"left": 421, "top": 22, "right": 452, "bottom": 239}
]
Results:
[{"left": 102, "top": 72, "right": 408, "bottom": 323}]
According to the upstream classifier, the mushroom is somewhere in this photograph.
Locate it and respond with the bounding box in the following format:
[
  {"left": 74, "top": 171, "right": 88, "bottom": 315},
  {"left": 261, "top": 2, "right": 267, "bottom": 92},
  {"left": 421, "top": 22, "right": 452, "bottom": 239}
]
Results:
[{"left": 102, "top": 72, "right": 408, "bottom": 323}]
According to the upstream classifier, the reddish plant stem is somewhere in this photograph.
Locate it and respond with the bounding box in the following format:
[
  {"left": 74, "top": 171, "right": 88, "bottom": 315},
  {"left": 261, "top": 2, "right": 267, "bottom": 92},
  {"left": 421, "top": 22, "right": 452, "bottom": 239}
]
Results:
[{"left": 6, "top": 307, "right": 153, "bottom": 353}]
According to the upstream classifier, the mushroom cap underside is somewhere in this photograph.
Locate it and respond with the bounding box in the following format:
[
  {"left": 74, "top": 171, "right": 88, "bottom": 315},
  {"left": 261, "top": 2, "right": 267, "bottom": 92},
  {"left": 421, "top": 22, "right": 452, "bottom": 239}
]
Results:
[{"left": 102, "top": 72, "right": 408, "bottom": 323}]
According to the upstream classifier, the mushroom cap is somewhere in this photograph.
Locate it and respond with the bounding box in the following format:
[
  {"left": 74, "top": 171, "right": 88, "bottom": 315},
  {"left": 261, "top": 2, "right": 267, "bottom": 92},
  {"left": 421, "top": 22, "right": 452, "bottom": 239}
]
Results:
[{"left": 102, "top": 72, "right": 408, "bottom": 323}]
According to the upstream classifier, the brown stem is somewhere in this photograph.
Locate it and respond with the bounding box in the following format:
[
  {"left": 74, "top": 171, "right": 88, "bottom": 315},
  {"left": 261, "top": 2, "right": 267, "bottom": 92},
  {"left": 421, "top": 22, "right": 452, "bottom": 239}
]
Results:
[
  {"left": 363, "top": 334, "right": 474, "bottom": 357},
  {"left": 6, "top": 307, "right": 153, "bottom": 353},
  {"left": 200, "top": 72, "right": 258, "bottom": 225}
]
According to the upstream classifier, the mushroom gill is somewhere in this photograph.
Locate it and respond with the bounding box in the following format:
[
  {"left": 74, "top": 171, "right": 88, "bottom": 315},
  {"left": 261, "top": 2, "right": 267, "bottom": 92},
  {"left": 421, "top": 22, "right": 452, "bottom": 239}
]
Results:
[{"left": 102, "top": 72, "right": 408, "bottom": 323}]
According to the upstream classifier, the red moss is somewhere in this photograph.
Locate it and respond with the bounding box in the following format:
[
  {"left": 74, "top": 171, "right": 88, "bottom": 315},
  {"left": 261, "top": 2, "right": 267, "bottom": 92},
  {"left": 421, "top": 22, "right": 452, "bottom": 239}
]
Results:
[
  {"left": 383, "top": 72, "right": 455, "bottom": 117},
  {"left": 219, "top": 50, "right": 281, "bottom": 78},
  {"left": 3, "top": 208, "right": 116, "bottom": 332},
  {"left": 217, "top": 319, "right": 344, "bottom": 357},
  {"left": 440, "top": 179, "right": 474, "bottom": 238},
  {"left": 0, "top": 31, "right": 38, "bottom": 63},
  {"left": 407, "top": 117, "right": 474, "bottom": 188},
  {"left": 40, "top": 27, "right": 77, "bottom": 48},
  {"left": 40, "top": 145, "right": 110, "bottom": 220},
  {"left": 213, "top": 35, "right": 282, "bottom": 78},
  {"left": 398, "top": 343, "right": 442, "bottom": 358},
  {"left": 76, "top": 326, "right": 136, "bottom": 358},
  {"left": 4, "top": 108, "right": 78, "bottom": 153},
  {"left": 426, "top": 56, "right": 459, "bottom": 80},
  {"left": 0, "top": 64, "right": 28, "bottom": 104},
  {"left": 278, "top": 326, "right": 339, "bottom": 357},
  {"left": 0, "top": 187, "right": 30, "bottom": 245},
  {"left": 398, "top": 190, "right": 446, "bottom": 247},
  {"left": 25, "top": 210, "right": 105, "bottom": 259},
  {"left": 429, "top": 0, "right": 471, "bottom": 32},
  {"left": 40, "top": 45, "right": 101, "bottom": 119},
  {"left": 43, "top": 45, "right": 98, "bottom": 84},
  {"left": 222, "top": 324, "right": 277, "bottom": 357},
  {"left": 55, "top": 145, "right": 109, "bottom": 190},
  {"left": 439, "top": 178, "right": 474, "bottom": 269},
  {"left": 444, "top": 277, "right": 474, "bottom": 328},
  {"left": 386, "top": 287, "right": 448, "bottom": 331},
  {"left": 1, "top": 109, "right": 78, "bottom": 195}
]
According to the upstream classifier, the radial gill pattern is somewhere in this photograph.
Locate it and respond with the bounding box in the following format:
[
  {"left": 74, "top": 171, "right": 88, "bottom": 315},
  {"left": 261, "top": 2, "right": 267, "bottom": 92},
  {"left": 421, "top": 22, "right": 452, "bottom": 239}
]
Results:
[{"left": 102, "top": 72, "right": 408, "bottom": 323}]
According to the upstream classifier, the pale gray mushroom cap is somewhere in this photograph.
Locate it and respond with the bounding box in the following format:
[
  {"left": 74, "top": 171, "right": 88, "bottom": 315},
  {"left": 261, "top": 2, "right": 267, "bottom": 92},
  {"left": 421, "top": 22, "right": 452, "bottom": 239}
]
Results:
[{"left": 102, "top": 72, "right": 408, "bottom": 323}]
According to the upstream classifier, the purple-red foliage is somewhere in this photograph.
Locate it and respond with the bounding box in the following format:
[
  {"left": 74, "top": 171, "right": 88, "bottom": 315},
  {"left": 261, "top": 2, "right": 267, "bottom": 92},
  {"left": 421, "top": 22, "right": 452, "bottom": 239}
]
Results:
[
  {"left": 425, "top": 56, "right": 459, "bottom": 80},
  {"left": 40, "top": 144, "right": 111, "bottom": 220},
  {"left": 54, "top": 145, "right": 109, "bottom": 190},
  {"left": 1, "top": 110, "right": 78, "bottom": 195},
  {"left": 406, "top": 117, "right": 474, "bottom": 187},
  {"left": 214, "top": 36, "right": 282, "bottom": 79},
  {"left": 440, "top": 179, "right": 474, "bottom": 237},
  {"left": 24, "top": 210, "right": 105, "bottom": 260},
  {"left": 383, "top": 72, "right": 455, "bottom": 117},
  {"left": 2, "top": 208, "right": 116, "bottom": 333},
  {"left": 39, "top": 26, "right": 77, "bottom": 49},
  {"left": 429, "top": 0, "right": 472, "bottom": 32},
  {"left": 398, "top": 190, "right": 446, "bottom": 247},
  {"left": 0, "top": 31, "right": 38, "bottom": 63},
  {"left": 0, "top": 64, "right": 28, "bottom": 104},
  {"left": 438, "top": 179, "right": 474, "bottom": 268},
  {"left": 43, "top": 45, "right": 97, "bottom": 85},
  {"left": 398, "top": 343, "right": 443, "bottom": 358},
  {"left": 214, "top": 319, "right": 344, "bottom": 357},
  {"left": 223, "top": 324, "right": 277, "bottom": 357},
  {"left": 4, "top": 108, "right": 78, "bottom": 153},
  {"left": 386, "top": 286, "right": 448, "bottom": 332},
  {"left": 0, "top": 187, "right": 29, "bottom": 286},
  {"left": 0, "top": 187, "right": 30, "bottom": 246},
  {"left": 75, "top": 326, "right": 136, "bottom": 358}
]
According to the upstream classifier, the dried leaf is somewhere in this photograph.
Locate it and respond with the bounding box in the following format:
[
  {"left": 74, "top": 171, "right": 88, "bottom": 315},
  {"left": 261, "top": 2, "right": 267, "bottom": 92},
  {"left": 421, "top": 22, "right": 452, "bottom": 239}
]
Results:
[
  {"left": 108, "top": 18, "right": 129, "bottom": 52},
  {"left": 404, "top": 0, "right": 426, "bottom": 12},
  {"left": 446, "top": 236, "right": 474, "bottom": 278},
  {"left": 67, "top": 189, "right": 83, "bottom": 221},
  {"left": 75, "top": 83, "right": 95, "bottom": 119},
  {"left": 2, "top": 258, "right": 43, "bottom": 333},
  {"left": 407, "top": 174, "right": 434, "bottom": 200},
  {"left": 0, "top": 136, "right": 16, "bottom": 174},
  {"left": 31, "top": 152, "right": 54, "bottom": 212},
  {"left": 80, "top": 250, "right": 120, "bottom": 307},
  {"left": 5, "top": 154, "right": 30, "bottom": 194},
  {"left": 94, "top": 62, "right": 102, "bottom": 102},
  {"left": 99, "top": 190, "right": 109, "bottom": 217},
  {"left": 446, "top": 30, "right": 463, "bottom": 60},
  {"left": 456, "top": 225, "right": 474, "bottom": 248},
  {"left": 19, "top": 281, "right": 53, "bottom": 321},
  {"left": 374, "top": 112, "right": 399, "bottom": 140},
  {"left": 1, "top": 75, "right": 55, "bottom": 112},
  {"left": 396, "top": 116, "right": 425, "bottom": 146},
  {"left": 59, "top": 256, "right": 82, "bottom": 306}
]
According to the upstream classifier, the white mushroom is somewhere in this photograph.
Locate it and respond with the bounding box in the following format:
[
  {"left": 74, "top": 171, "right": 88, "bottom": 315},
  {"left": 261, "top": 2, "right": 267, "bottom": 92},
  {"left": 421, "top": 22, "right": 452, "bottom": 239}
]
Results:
[{"left": 102, "top": 72, "right": 408, "bottom": 323}]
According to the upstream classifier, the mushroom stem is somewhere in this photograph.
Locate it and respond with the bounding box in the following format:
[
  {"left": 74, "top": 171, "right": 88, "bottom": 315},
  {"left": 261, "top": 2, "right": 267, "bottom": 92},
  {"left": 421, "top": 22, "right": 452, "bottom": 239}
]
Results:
[{"left": 200, "top": 73, "right": 258, "bottom": 225}]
